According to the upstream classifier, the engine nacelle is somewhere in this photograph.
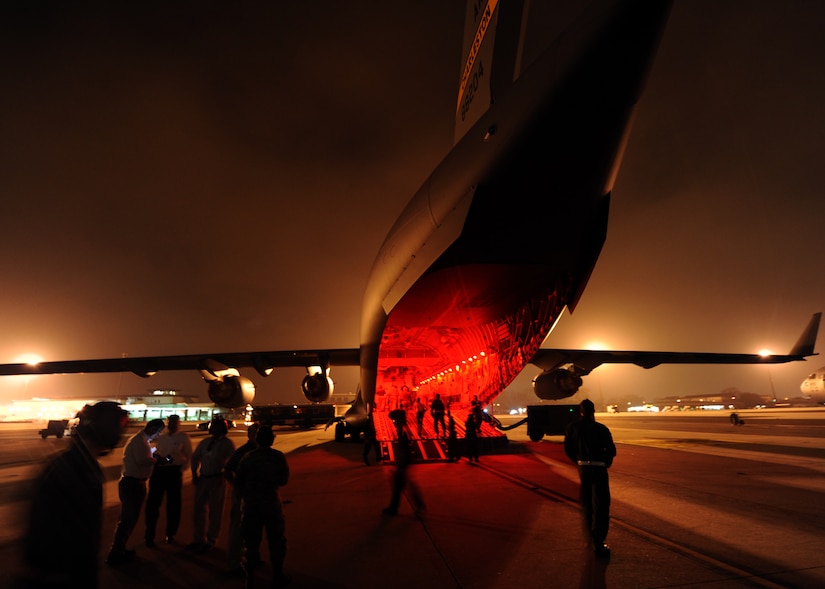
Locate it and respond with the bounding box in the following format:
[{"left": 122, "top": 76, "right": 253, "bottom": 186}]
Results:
[
  {"left": 208, "top": 375, "right": 256, "bottom": 408},
  {"left": 532, "top": 368, "right": 583, "bottom": 400},
  {"left": 302, "top": 373, "right": 334, "bottom": 403}
]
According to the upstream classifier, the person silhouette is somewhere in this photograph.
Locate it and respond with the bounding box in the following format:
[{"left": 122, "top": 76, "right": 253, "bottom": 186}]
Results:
[
  {"left": 382, "top": 429, "right": 424, "bottom": 516},
  {"left": 446, "top": 412, "right": 459, "bottom": 462},
  {"left": 464, "top": 413, "right": 479, "bottom": 463},
  {"left": 470, "top": 395, "right": 483, "bottom": 432},
  {"left": 236, "top": 426, "right": 291, "bottom": 588},
  {"left": 414, "top": 398, "right": 427, "bottom": 433},
  {"left": 430, "top": 394, "right": 446, "bottom": 437},
  {"left": 187, "top": 417, "right": 235, "bottom": 553},
  {"left": 17, "top": 402, "right": 127, "bottom": 588},
  {"left": 224, "top": 423, "right": 260, "bottom": 576},
  {"left": 362, "top": 414, "right": 381, "bottom": 465},
  {"left": 107, "top": 418, "right": 165, "bottom": 565},
  {"left": 564, "top": 399, "right": 616, "bottom": 559},
  {"left": 144, "top": 414, "right": 192, "bottom": 547}
]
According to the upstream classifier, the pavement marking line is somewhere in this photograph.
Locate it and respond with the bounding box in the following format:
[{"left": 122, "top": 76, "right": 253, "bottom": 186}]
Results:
[
  {"left": 434, "top": 440, "right": 447, "bottom": 459},
  {"left": 609, "top": 519, "right": 791, "bottom": 589},
  {"left": 618, "top": 438, "right": 825, "bottom": 473},
  {"left": 416, "top": 440, "right": 428, "bottom": 459},
  {"left": 475, "top": 460, "right": 790, "bottom": 589},
  {"left": 411, "top": 507, "right": 465, "bottom": 589}
]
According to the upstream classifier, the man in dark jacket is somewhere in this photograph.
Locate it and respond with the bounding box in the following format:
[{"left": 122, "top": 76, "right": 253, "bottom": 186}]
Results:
[
  {"left": 430, "top": 394, "right": 446, "bottom": 437},
  {"left": 382, "top": 428, "right": 424, "bottom": 517},
  {"left": 17, "top": 401, "right": 127, "bottom": 588},
  {"left": 564, "top": 399, "right": 616, "bottom": 558},
  {"left": 236, "top": 426, "right": 290, "bottom": 588},
  {"left": 224, "top": 423, "right": 259, "bottom": 575}
]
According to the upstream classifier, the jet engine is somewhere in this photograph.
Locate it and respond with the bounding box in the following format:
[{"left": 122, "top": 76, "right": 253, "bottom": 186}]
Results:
[
  {"left": 208, "top": 375, "right": 256, "bottom": 408},
  {"left": 532, "top": 368, "right": 583, "bottom": 400},
  {"left": 302, "top": 371, "right": 334, "bottom": 403}
]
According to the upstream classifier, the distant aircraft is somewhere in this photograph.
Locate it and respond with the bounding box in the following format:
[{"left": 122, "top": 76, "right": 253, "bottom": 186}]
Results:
[
  {"left": 800, "top": 367, "right": 825, "bottom": 404},
  {"left": 0, "top": 1, "right": 819, "bottom": 440}
]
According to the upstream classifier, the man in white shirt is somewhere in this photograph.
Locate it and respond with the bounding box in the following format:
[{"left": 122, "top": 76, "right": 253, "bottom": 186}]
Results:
[
  {"left": 144, "top": 414, "right": 192, "bottom": 547},
  {"left": 106, "top": 418, "right": 165, "bottom": 565}
]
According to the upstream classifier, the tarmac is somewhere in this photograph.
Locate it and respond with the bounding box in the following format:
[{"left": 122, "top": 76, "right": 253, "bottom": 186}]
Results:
[{"left": 2, "top": 427, "right": 775, "bottom": 589}]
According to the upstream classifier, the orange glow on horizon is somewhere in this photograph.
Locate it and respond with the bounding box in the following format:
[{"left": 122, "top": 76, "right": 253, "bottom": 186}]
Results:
[{"left": 14, "top": 353, "right": 43, "bottom": 365}]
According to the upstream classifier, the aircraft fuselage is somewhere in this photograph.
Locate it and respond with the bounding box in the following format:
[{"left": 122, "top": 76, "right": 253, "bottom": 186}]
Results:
[
  {"left": 354, "top": 1, "right": 672, "bottom": 420},
  {"left": 801, "top": 367, "right": 825, "bottom": 404}
]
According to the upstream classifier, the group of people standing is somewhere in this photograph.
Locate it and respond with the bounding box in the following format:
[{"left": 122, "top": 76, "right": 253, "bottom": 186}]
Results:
[
  {"left": 17, "top": 408, "right": 291, "bottom": 589},
  {"left": 104, "top": 414, "right": 238, "bottom": 566},
  {"left": 104, "top": 413, "right": 200, "bottom": 564},
  {"left": 409, "top": 393, "right": 487, "bottom": 441},
  {"left": 112, "top": 415, "right": 290, "bottom": 587}
]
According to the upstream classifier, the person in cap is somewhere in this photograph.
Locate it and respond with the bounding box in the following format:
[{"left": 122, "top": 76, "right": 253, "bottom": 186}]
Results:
[
  {"left": 186, "top": 416, "right": 235, "bottom": 553},
  {"left": 564, "top": 399, "right": 616, "bottom": 558},
  {"left": 16, "top": 401, "right": 127, "bottom": 588},
  {"left": 107, "top": 418, "right": 165, "bottom": 565}
]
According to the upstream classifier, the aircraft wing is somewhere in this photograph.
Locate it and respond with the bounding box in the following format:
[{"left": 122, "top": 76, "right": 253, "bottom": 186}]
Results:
[
  {"left": 0, "top": 348, "right": 361, "bottom": 378},
  {"left": 531, "top": 312, "right": 821, "bottom": 375}
]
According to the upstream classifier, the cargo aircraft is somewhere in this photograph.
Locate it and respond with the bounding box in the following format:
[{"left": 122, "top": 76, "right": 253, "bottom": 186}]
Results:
[
  {"left": 0, "top": 1, "right": 819, "bottom": 440},
  {"left": 800, "top": 367, "right": 825, "bottom": 404}
]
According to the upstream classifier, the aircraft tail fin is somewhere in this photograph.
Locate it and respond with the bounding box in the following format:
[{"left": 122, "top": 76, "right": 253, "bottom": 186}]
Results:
[
  {"left": 455, "top": 0, "right": 528, "bottom": 143},
  {"left": 789, "top": 312, "right": 821, "bottom": 357}
]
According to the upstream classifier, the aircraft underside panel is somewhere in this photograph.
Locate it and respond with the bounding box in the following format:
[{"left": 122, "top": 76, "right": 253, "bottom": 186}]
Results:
[{"left": 374, "top": 263, "right": 575, "bottom": 412}]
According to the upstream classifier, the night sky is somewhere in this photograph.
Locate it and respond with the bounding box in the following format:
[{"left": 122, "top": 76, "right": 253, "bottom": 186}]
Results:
[{"left": 1, "top": 1, "right": 824, "bottom": 409}]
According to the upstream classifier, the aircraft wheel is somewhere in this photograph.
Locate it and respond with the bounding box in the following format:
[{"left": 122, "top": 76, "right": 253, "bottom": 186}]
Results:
[
  {"left": 528, "top": 431, "right": 543, "bottom": 442},
  {"left": 334, "top": 421, "right": 346, "bottom": 442}
]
